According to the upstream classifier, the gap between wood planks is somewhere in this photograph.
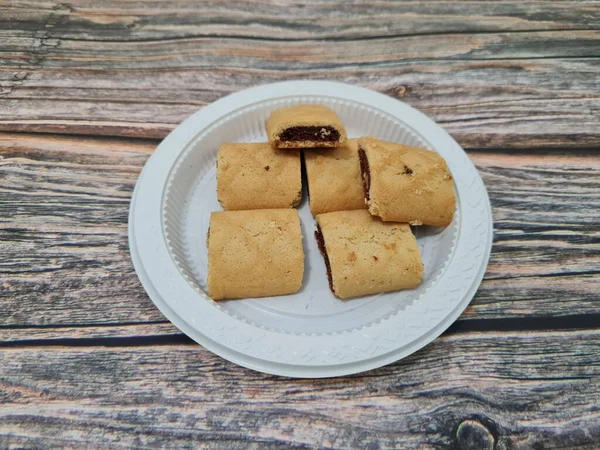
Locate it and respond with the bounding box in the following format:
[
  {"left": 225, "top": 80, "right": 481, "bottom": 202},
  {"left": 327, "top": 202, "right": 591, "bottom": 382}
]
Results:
[
  {"left": 3, "top": 130, "right": 599, "bottom": 153},
  {"left": 47, "top": 27, "right": 600, "bottom": 44},
  {"left": 2, "top": 313, "right": 600, "bottom": 348}
]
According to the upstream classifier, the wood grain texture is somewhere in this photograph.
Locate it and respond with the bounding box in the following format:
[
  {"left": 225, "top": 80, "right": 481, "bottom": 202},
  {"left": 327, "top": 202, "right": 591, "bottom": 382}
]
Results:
[
  {"left": 0, "top": 133, "right": 164, "bottom": 327},
  {"left": 0, "top": 329, "right": 599, "bottom": 449},
  {"left": 467, "top": 150, "right": 600, "bottom": 320},
  {"left": 1, "top": 58, "right": 599, "bottom": 147},
  {"left": 1, "top": 133, "right": 598, "bottom": 334},
  {"left": 3, "top": 0, "right": 600, "bottom": 41},
  {"left": 0, "top": 1, "right": 599, "bottom": 147}
]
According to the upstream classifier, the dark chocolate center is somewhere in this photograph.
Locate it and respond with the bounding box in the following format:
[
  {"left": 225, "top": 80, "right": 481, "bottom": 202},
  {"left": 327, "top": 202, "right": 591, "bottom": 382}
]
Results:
[
  {"left": 315, "top": 225, "right": 335, "bottom": 295},
  {"left": 279, "top": 126, "right": 340, "bottom": 142},
  {"left": 358, "top": 148, "right": 371, "bottom": 201}
]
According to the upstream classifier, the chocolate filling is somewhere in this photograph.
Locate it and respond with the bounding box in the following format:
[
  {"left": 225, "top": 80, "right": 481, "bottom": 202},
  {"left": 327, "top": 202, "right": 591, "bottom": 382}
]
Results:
[
  {"left": 315, "top": 225, "right": 335, "bottom": 294},
  {"left": 279, "top": 126, "right": 340, "bottom": 142},
  {"left": 358, "top": 148, "right": 371, "bottom": 201}
]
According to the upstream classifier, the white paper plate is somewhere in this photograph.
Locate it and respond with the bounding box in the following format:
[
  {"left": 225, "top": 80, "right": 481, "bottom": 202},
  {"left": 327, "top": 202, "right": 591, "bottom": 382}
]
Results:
[{"left": 129, "top": 81, "right": 493, "bottom": 378}]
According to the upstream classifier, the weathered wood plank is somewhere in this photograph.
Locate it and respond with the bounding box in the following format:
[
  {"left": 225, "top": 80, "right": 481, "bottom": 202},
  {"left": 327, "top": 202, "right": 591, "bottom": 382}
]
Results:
[
  {"left": 3, "top": 0, "right": 600, "bottom": 42},
  {"left": 0, "top": 133, "right": 164, "bottom": 326},
  {"left": 4, "top": 30, "right": 600, "bottom": 69},
  {"left": 466, "top": 150, "right": 600, "bottom": 320},
  {"left": 0, "top": 133, "right": 598, "bottom": 336},
  {"left": 1, "top": 58, "right": 599, "bottom": 148},
  {"left": 0, "top": 329, "right": 599, "bottom": 449},
  {"left": 0, "top": 1, "right": 599, "bottom": 147}
]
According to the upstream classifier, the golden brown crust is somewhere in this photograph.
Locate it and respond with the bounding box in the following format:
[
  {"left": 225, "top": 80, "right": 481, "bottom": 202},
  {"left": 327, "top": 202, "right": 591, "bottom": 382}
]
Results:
[
  {"left": 358, "top": 137, "right": 456, "bottom": 227},
  {"left": 304, "top": 138, "right": 367, "bottom": 216},
  {"left": 217, "top": 142, "right": 302, "bottom": 210},
  {"left": 207, "top": 209, "right": 304, "bottom": 300},
  {"left": 266, "top": 104, "right": 347, "bottom": 149},
  {"left": 315, "top": 210, "right": 423, "bottom": 299}
]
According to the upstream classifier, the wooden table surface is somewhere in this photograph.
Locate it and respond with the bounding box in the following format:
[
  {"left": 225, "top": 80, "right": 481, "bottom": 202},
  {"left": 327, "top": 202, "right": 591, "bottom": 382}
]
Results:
[{"left": 1, "top": 1, "right": 599, "bottom": 449}]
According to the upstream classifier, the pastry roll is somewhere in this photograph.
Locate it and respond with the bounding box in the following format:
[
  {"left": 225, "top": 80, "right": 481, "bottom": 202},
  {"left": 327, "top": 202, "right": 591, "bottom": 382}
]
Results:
[
  {"left": 207, "top": 209, "right": 304, "bottom": 300},
  {"left": 315, "top": 210, "right": 423, "bottom": 299},
  {"left": 358, "top": 137, "right": 456, "bottom": 227},
  {"left": 304, "top": 138, "right": 366, "bottom": 216},
  {"left": 217, "top": 142, "right": 302, "bottom": 210},
  {"left": 266, "top": 104, "right": 347, "bottom": 148}
]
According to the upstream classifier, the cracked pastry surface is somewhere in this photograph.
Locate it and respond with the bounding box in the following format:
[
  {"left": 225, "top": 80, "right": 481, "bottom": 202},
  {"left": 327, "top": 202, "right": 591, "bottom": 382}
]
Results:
[
  {"left": 315, "top": 209, "right": 423, "bottom": 299},
  {"left": 358, "top": 137, "right": 456, "bottom": 227},
  {"left": 207, "top": 209, "right": 304, "bottom": 300}
]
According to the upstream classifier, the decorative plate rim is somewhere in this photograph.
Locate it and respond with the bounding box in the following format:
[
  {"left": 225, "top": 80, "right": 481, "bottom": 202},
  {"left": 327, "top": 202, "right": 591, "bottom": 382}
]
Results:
[{"left": 128, "top": 80, "right": 493, "bottom": 378}]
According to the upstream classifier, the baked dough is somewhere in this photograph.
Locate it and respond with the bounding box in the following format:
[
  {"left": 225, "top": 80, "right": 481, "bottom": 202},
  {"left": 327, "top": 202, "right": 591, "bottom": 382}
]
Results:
[
  {"left": 304, "top": 138, "right": 366, "bottom": 216},
  {"left": 358, "top": 137, "right": 456, "bottom": 227},
  {"left": 266, "top": 104, "right": 347, "bottom": 148},
  {"left": 315, "top": 209, "right": 423, "bottom": 299},
  {"left": 207, "top": 209, "right": 304, "bottom": 300},
  {"left": 217, "top": 142, "right": 302, "bottom": 210}
]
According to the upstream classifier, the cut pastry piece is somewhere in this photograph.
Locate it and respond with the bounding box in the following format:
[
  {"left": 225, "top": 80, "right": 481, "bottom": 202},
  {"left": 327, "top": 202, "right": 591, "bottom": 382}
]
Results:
[
  {"left": 358, "top": 137, "right": 456, "bottom": 227},
  {"left": 304, "top": 138, "right": 367, "bottom": 216},
  {"left": 315, "top": 209, "right": 423, "bottom": 299},
  {"left": 207, "top": 209, "right": 304, "bottom": 300},
  {"left": 217, "top": 142, "right": 302, "bottom": 210},
  {"left": 266, "top": 104, "right": 347, "bottom": 148}
]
